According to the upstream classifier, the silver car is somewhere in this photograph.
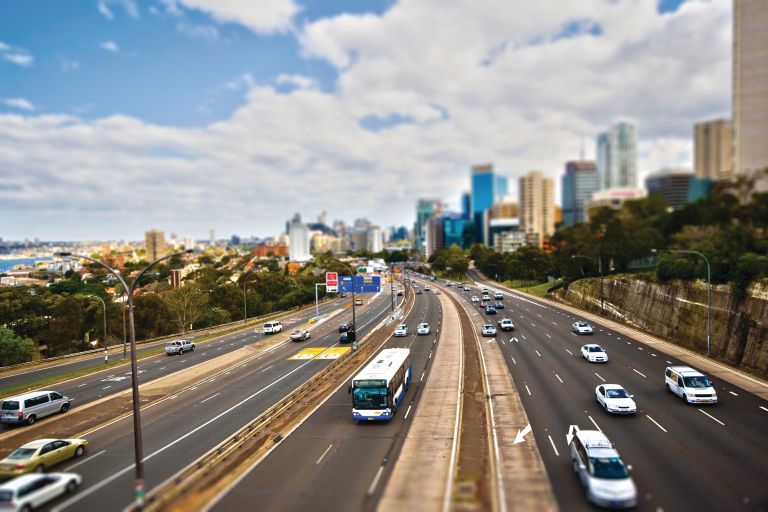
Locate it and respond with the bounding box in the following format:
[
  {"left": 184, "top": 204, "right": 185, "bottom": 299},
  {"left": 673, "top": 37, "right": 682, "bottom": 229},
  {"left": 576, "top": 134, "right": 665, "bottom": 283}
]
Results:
[
  {"left": 570, "top": 430, "right": 637, "bottom": 508},
  {"left": 164, "top": 339, "right": 195, "bottom": 356},
  {"left": 0, "top": 391, "right": 71, "bottom": 426}
]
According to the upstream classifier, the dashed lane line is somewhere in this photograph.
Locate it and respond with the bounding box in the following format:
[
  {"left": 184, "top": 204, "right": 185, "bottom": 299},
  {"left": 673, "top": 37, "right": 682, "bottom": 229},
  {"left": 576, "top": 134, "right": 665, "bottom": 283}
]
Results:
[
  {"left": 547, "top": 435, "right": 560, "bottom": 456},
  {"left": 698, "top": 409, "right": 725, "bottom": 426},
  {"left": 646, "top": 415, "right": 667, "bottom": 432}
]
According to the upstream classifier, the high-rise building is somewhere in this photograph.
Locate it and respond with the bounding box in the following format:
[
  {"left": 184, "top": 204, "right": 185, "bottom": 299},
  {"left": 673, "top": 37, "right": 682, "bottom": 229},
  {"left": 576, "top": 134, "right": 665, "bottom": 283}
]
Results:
[
  {"left": 562, "top": 160, "right": 599, "bottom": 227},
  {"left": 352, "top": 228, "right": 369, "bottom": 252},
  {"left": 318, "top": 211, "right": 327, "bottom": 226},
  {"left": 694, "top": 119, "right": 733, "bottom": 181},
  {"left": 461, "top": 192, "right": 471, "bottom": 220},
  {"left": 415, "top": 199, "right": 441, "bottom": 253},
  {"left": 471, "top": 164, "right": 495, "bottom": 244},
  {"left": 144, "top": 229, "right": 165, "bottom": 262},
  {"left": 495, "top": 175, "right": 509, "bottom": 201},
  {"left": 443, "top": 213, "right": 469, "bottom": 249},
  {"left": 490, "top": 199, "right": 519, "bottom": 219},
  {"left": 424, "top": 216, "right": 445, "bottom": 260},
  {"left": 368, "top": 226, "right": 383, "bottom": 253},
  {"left": 585, "top": 188, "right": 647, "bottom": 220},
  {"left": 288, "top": 214, "right": 311, "bottom": 262},
  {"left": 645, "top": 167, "right": 695, "bottom": 209},
  {"left": 209, "top": 229, "right": 216, "bottom": 247},
  {"left": 596, "top": 122, "right": 637, "bottom": 190},
  {"left": 733, "top": 0, "right": 768, "bottom": 191},
  {"left": 519, "top": 170, "right": 555, "bottom": 249}
]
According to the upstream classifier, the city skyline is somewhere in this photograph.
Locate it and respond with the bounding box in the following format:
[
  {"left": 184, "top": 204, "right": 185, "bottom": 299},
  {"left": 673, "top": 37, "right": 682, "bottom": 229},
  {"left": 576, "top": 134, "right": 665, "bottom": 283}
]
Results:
[{"left": 1, "top": 0, "right": 730, "bottom": 240}]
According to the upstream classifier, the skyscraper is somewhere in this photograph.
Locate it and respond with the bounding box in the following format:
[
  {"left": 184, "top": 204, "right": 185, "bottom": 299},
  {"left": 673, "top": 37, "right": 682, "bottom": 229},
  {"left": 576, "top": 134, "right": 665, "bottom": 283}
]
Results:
[
  {"left": 461, "top": 191, "right": 471, "bottom": 220},
  {"left": 596, "top": 122, "right": 637, "bottom": 190},
  {"left": 562, "top": 160, "right": 599, "bottom": 227},
  {"left": 471, "top": 164, "right": 495, "bottom": 244},
  {"left": 415, "top": 199, "right": 441, "bottom": 253},
  {"left": 495, "top": 175, "right": 509, "bottom": 201},
  {"left": 733, "top": 0, "right": 768, "bottom": 191},
  {"left": 645, "top": 167, "right": 695, "bottom": 209},
  {"left": 288, "top": 214, "right": 311, "bottom": 262},
  {"left": 519, "top": 170, "right": 555, "bottom": 248},
  {"left": 144, "top": 229, "right": 165, "bottom": 262},
  {"left": 694, "top": 119, "right": 733, "bottom": 181}
]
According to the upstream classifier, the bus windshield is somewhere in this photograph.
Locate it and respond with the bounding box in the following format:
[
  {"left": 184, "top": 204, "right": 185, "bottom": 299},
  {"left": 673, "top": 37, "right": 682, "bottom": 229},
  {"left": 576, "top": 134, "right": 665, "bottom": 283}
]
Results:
[{"left": 352, "top": 387, "right": 388, "bottom": 410}]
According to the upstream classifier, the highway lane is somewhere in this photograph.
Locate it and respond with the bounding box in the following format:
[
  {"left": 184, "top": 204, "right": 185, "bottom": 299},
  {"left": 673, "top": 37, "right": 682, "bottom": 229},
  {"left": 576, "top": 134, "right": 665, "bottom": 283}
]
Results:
[
  {"left": 457, "top": 272, "right": 768, "bottom": 511},
  {"left": 0, "top": 298, "right": 343, "bottom": 392},
  {"left": 41, "top": 289, "right": 404, "bottom": 512},
  {"left": 0, "top": 299, "right": 344, "bottom": 434},
  {"left": 208, "top": 288, "right": 443, "bottom": 512}
]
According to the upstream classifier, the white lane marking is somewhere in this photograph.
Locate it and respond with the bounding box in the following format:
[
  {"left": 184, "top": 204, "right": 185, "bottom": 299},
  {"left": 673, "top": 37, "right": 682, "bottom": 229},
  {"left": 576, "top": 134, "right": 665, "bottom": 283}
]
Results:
[
  {"left": 316, "top": 443, "right": 333, "bottom": 465},
  {"left": 525, "top": 384, "right": 532, "bottom": 396},
  {"left": 420, "top": 371, "right": 425, "bottom": 382},
  {"left": 101, "top": 386, "right": 111, "bottom": 390},
  {"left": 77, "top": 384, "right": 87, "bottom": 388},
  {"left": 698, "top": 409, "right": 725, "bottom": 426},
  {"left": 190, "top": 386, "right": 198, "bottom": 391},
  {"left": 201, "top": 352, "right": 207, "bottom": 356},
  {"left": 535, "top": 350, "right": 542, "bottom": 357},
  {"left": 638, "top": 347, "right": 644, "bottom": 351},
  {"left": 545, "top": 333, "right": 552, "bottom": 339},
  {"left": 521, "top": 334, "right": 527, "bottom": 340},
  {"left": 759, "top": 406, "right": 768, "bottom": 413},
  {"left": 65, "top": 449, "right": 106, "bottom": 471},
  {"left": 200, "top": 392, "right": 221, "bottom": 404},
  {"left": 404, "top": 404, "right": 413, "bottom": 420},
  {"left": 159, "top": 367, "right": 166, "bottom": 370},
  {"left": 633, "top": 368, "right": 647, "bottom": 378},
  {"left": 547, "top": 435, "right": 560, "bottom": 456},
  {"left": 511, "top": 357, "right": 517, "bottom": 365},
  {"left": 428, "top": 351, "right": 433, "bottom": 360},
  {"left": 565, "top": 348, "right": 574, "bottom": 355},
  {"left": 500, "top": 339, "right": 505, "bottom": 345},
  {"left": 588, "top": 415, "right": 602, "bottom": 432},
  {"left": 646, "top": 415, "right": 667, "bottom": 433},
  {"left": 168, "top": 394, "right": 178, "bottom": 400},
  {"left": 651, "top": 353, "right": 657, "bottom": 357},
  {"left": 367, "top": 465, "right": 385, "bottom": 496},
  {"left": 555, "top": 373, "right": 564, "bottom": 384},
  {"left": 551, "top": 321, "right": 557, "bottom": 326},
  {"left": 260, "top": 365, "right": 274, "bottom": 373},
  {"left": 594, "top": 372, "right": 605, "bottom": 382},
  {"left": 729, "top": 391, "right": 738, "bottom": 396},
  {"left": 531, "top": 323, "right": 536, "bottom": 327}
]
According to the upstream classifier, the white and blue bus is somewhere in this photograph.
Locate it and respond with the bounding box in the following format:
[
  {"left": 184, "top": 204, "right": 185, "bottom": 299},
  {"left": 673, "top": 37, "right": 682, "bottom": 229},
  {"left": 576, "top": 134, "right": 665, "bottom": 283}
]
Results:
[{"left": 350, "top": 348, "right": 412, "bottom": 421}]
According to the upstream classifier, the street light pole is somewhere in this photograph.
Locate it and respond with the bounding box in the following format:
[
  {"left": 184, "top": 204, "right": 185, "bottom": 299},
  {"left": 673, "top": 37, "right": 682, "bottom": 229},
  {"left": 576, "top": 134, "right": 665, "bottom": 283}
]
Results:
[
  {"left": 652, "top": 249, "right": 712, "bottom": 356},
  {"left": 242, "top": 279, "right": 249, "bottom": 326},
  {"left": 55, "top": 249, "right": 192, "bottom": 509},
  {"left": 83, "top": 294, "right": 108, "bottom": 363}
]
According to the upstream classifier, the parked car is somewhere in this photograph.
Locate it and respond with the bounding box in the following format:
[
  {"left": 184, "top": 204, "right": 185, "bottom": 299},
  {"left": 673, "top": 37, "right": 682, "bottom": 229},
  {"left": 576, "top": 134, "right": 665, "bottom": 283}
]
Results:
[
  {"left": 572, "top": 321, "right": 594, "bottom": 335},
  {"left": 289, "top": 329, "right": 311, "bottom": 342},
  {"left": 394, "top": 324, "right": 408, "bottom": 337},
  {"left": 581, "top": 344, "right": 608, "bottom": 363},
  {"left": 164, "top": 339, "right": 195, "bottom": 356},
  {"left": 417, "top": 323, "right": 430, "bottom": 335},
  {"left": 338, "top": 322, "right": 351, "bottom": 333},
  {"left": 481, "top": 324, "right": 497, "bottom": 336},
  {"left": 0, "top": 473, "right": 82, "bottom": 511},
  {"left": 498, "top": 318, "right": 515, "bottom": 331},
  {"left": 595, "top": 385, "right": 637, "bottom": 415},
  {"left": 665, "top": 366, "right": 717, "bottom": 404},
  {"left": 263, "top": 321, "right": 283, "bottom": 334},
  {"left": 569, "top": 430, "right": 637, "bottom": 508},
  {"left": 0, "top": 439, "right": 88, "bottom": 478},
  {"left": 1, "top": 391, "right": 71, "bottom": 426}
]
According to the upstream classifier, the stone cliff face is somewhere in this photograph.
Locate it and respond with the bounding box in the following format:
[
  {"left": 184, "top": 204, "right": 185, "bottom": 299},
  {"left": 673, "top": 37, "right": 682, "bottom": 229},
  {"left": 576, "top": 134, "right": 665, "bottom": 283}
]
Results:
[{"left": 554, "top": 278, "right": 768, "bottom": 377}]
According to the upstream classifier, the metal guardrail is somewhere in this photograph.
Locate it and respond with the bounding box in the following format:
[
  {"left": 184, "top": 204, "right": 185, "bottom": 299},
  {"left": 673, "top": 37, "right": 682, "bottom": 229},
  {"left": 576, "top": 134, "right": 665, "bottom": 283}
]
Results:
[{"left": 133, "top": 290, "right": 415, "bottom": 512}]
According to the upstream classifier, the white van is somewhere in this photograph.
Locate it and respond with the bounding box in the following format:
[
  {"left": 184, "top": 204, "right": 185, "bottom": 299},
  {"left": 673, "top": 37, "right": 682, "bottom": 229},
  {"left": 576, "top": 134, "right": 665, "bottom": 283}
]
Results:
[
  {"left": 665, "top": 366, "right": 717, "bottom": 404},
  {"left": 263, "top": 321, "right": 283, "bottom": 334},
  {"left": 0, "top": 391, "right": 71, "bottom": 426}
]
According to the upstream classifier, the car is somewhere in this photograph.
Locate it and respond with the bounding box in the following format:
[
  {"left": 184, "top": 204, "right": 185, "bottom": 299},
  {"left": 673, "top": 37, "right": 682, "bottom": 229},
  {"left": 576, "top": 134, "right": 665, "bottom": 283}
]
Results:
[
  {"left": 498, "top": 318, "right": 515, "bottom": 331},
  {"left": 164, "top": 339, "right": 195, "bottom": 356},
  {"left": 494, "top": 301, "right": 504, "bottom": 309},
  {"left": 355, "top": 298, "right": 364, "bottom": 305},
  {"left": 424, "top": 286, "right": 431, "bottom": 291},
  {"left": 435, "top": 289, "right": 441, "bottom": 295},
  {"left": 0, "top": 391, "right": 71, "bottom": 426},
  {"left": 340, "top": 331, "right": 356, "bottom": 344},
  {"left": 416, "top": 289, "right": 423, "bottom": 295},
  {"left": 417, "top": 323, "right": 430, "bottom": 335},
  {"left": 572, "top": 321, "right": 594, "bottom": 335},
  {"left": 0, "top": 473, "right": 82, "bottom": 511},
  {"left": 481, "top": 287, "right": 489, "bottom": 293},
  {"left": 569, "top": 430, "right": 637, "bottom": 509},
  {"left": 479, "top": 301, "right": 488, "bottom": 308},
  {"left": 665, "top": 366, "right": 718, "bottom": 404},
  {"left": 481, "top": 324, "right": 497, "bottom": 337},
  {"left": 463, "top": 285, "right": 471, "bottom": 292},
  {"left": 595, "top": 385, "right": 637, "bottom": 415},
  {"left": 485, "top": 305, "right": 497, "bottom": 315},
  {"left": 494, "top": 292, "right": 503, "bottom": 300},
  {"left": 581, "top": 344, "right": 608, "bottom": 363},
  {"left": 470, "top": 296, "right": 480, "bottom": 303},
  {"left": 339, "top": 322, "right": 351, "bottom": 333},
  {"left": 394, "top": 324, "right": 408, "bottom": 337},
  {"left": 482, "top": 294, "right": 491, "bottom": 301},
  {"left": 0, "top": 439, "right": 88, "bottom": 478},
  {"left": 289, "top": 329, "right": 311, "bottom": 342},
  {"left": 446, "top": 282, "right": 453, "bottom": 287},
  {"left": 397, "top": 290, "right": 404, "bottom": 296},
  {"left": 263, "top": 321, "right": 283, "bottom": 334}
]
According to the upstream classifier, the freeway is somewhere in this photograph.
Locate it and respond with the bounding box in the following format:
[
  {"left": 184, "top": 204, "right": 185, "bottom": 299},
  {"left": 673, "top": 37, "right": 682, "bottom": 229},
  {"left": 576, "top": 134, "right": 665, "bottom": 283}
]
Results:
[
  {"left": 34, "top": 288, "right": 402, "bottom": 512},
  {"left": 207, "top": 286, "right": 442, "bottom": 512},
  {"left": 0, "top": 298, "right": 345, "bottom": 435},
  {"left": 455, "top": 270, "right": 768, "bottom": 511},
  {"left": 0, "top": 298, "right": 343, "bottom": 394}
]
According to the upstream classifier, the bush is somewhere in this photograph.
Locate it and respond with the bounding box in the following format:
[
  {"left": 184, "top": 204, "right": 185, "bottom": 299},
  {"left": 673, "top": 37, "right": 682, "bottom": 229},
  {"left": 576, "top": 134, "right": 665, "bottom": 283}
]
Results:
[{"left": 0, "top": 326, "right": 38, "bottom": 366}]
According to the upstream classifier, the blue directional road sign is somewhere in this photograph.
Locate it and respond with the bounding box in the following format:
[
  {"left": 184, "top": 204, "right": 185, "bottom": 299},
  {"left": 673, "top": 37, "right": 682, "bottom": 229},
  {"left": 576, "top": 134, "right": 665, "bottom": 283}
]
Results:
[{"left": 338, "top": 275, "right": 381, "bottom": 293}]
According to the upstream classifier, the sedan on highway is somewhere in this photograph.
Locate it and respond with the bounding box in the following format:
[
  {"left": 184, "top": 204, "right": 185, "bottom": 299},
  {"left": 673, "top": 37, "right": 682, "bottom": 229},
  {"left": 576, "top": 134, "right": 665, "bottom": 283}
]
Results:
[
  {"left": 340, "top": 331, "right": 356, "bottom": 344},
  {"left": 481, "top": 324, "right": 497, "bottom": 337},
  {"left": 339, "top": 323, "right": 351, "bottom": 333},
  {"left": 289, "top": 329, "right": 311, "bottom": 342},
  {"left": 471, "top": 295, "right": 480, "bottom": 303},
  {"left": 0, "top": 439, "right": 88, "bottom": 478},
  {"left": 494, "top": 301, "right": 504, "bottom": 309},
  {"left": 498, "top": 318, "right": 515, "bottom": 331},
  {"left": 595, "top": 385, "right": 637, "bottom": 415},
  {"left": 485, "top": 305, "right": 497, "bottom": 315},
  {"left": 581, "top": 344, "right": 608, "bottom": 363},
  {"left": 569, "top": 430, "right": 637, "bottom": 509},
  {"left": 572, "top": 321, "right": 594, "bottom": 335},
  {"left": 494, "top": 292, "right": 504, "bottom": 299},
  {"left": 0, "top": 473, "right": 81, "bottom": 511},
  {"left": 394, "top": 324, "right": 408, "bottom": 337},
  {"left": 417, "top": 323, "right": 430, "bottom": 335}
]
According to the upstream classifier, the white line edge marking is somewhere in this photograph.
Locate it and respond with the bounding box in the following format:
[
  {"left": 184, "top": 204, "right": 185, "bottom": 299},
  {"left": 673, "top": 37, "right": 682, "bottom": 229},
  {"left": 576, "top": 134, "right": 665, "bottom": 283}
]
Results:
[
  {"left": 646, "top": 415, "right": 667, "bottom": 432},
  {"left": 547, "top": 435, "right": 560, "bottom": 456},
  {"left": 698, "top": 408, "right": 725, "bottom": 426},
  {"left": 367, "top": 465, "right": 385, "bottom": 496},
  {"left": 315, "top": 443, "right": 333, "bottom": 465},
  {"left": 403, "top": 404, "right": 413, "bottom": 419}
]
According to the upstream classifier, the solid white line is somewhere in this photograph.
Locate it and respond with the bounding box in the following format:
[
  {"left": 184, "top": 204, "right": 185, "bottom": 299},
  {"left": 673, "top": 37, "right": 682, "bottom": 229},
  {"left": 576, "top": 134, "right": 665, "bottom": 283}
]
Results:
[
  {"left": 555, "top": 373, "right": 563, "bottom": 384},
  {"left": 729, "top": 391, "right": 738, "bottom": 396},
  {"left": 259, "top": 365, "right": 274, "bottom": 373},
  {"left": 565, "top": 348, "right": 573, "bottom": 355},
  {"left": 633, "top": 368, "right": 647, "bottom": 378},
  {"left": 525, "top": 385, "right": 532, "bottom": 396},
  {"left": 698, "top": 409, "right": 725, "bottom": 426},
  {"left": 200, "top": 392, "right": 221, "bottom": 404},
  {"left": 588, "top": 415, "right": 602, "bottom": 432},
  {"left": 315, "top": 443, "right": 333, "bottom": 465},
  {"left": 547, "top": 435, "right": 560, "bottom": 456},
  {"left": 65, "top": 450, "right": 106, "bottom": 471},
  {"left": 646, "top": 415, "right": 667, "bottom": 433},
  {"left": 760, "top": 406, "right": 768, "bottom": 413},
  {"left": 367, "top": 465, "right": 385, "bottom": 496},
  {"left": 404, "top": 404, "right": 413, "bottom": 419},
  {"left": 594, "top": 372, "right": 605, "bottom": 382}
]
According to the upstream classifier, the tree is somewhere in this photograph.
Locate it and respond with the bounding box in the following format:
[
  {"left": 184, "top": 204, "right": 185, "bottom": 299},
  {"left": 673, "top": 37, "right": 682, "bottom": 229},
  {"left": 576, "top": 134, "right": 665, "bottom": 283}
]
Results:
[
  {"left": 0, "top": 326, "right": 38, "bottom": 366},
  {"left": 163, "top": 284, "right": 210, "bottom": 333}
]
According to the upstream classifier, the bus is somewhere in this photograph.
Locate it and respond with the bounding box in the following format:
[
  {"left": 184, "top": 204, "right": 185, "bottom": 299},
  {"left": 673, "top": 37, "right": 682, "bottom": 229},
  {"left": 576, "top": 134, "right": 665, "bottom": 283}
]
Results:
[{"left": 350, "top": 348, "right": 412, "bottom": 421}]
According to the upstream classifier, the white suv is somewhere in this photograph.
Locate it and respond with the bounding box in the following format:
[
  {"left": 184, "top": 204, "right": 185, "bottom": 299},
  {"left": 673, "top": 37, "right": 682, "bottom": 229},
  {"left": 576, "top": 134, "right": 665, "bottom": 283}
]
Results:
[
  {"left": 394, "top": 324, "right": 408, "bottom": 337},
  {"left": 263, "top": 321, "right": 283, "bottom": 334},
  {"left": 165, "top": 339, "right": 195, "bottom": 356},
  {"left": 569, "top": 430, "right": 637, "bottom": 508},
  {"left": 417, "top": 323, "right": 430, "bottom": 335},
  {"left": 665, "top": 366, "right": 717, "bottom": 404},
  {"left": 494, "top": 292, "right": 503, "bottom": 300}
]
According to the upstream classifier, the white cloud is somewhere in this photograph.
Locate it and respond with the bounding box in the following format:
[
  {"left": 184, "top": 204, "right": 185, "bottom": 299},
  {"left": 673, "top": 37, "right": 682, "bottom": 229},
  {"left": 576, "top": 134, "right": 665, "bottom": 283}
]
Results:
[
  {"left": 3, "top": 98, "right": 35, "bottom": 111},
  {"left": 98, "top": 1, "right": 114, "bottom": 19},
  {"left": 57, "top": 56, "right": 80, "bottom": 72},
  {"left": 0, "top": 41, "right": 34, "bottom": 67},
  {"left": 100, "top": 40, "right": 120, "bottom": 53},
  {"left": 176, "top": 0, "right": 299, "bottom": 34},
  {"left": 98, "top": 0, "right": 139, "bottom": 19},
  {"left": 276, "top": 74, "right": 317, "bottom": 90},
  {"left": 176, "top": 21, "right": 220, "bottom": 40}
]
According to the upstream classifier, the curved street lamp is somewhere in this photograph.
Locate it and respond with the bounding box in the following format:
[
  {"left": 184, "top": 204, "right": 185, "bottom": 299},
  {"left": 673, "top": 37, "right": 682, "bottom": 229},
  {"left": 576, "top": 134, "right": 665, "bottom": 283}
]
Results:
[
  {"left": 55, "top": 249, "right": 193, "bottom": 508},
  {"left": 81, "top": 293, "right": 108, "bottom": 362}
]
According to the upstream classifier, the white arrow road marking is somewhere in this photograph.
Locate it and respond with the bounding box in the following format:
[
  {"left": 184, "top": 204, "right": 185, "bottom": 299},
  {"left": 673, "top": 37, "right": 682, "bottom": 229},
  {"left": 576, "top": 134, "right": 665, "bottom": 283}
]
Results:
[
  {"left": 566, "top": 424, "right": 580, "bottom": 445},
  {"left": 514, "top": 424, "right": 532, "bottom": 444}
]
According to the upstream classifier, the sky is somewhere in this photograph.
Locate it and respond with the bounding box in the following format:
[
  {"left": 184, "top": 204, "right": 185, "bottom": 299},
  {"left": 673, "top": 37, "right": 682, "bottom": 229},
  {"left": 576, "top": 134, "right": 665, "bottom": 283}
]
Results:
[{"left": 0, "top": 0, "right": 731, "bottom": 241}]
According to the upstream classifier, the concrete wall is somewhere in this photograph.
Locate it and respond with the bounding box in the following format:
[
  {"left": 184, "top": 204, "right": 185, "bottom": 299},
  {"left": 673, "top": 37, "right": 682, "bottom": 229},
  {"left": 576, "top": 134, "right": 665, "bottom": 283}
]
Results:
[{"left": 554, "top": 278, "right": 768, "bottom": 377}]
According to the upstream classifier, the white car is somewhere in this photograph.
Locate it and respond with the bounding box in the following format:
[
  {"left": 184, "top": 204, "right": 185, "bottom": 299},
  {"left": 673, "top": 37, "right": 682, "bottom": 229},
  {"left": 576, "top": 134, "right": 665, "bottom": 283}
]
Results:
[
  {"left": 569, "top": 430, "right": 637, "bottom": 509},
  {"left": 581, "top": 344, "right": 608, "bottom": 363},
  {"left": 481, "top": 324, "right": 497, "bottom": 337},
  {"left": 595, "top": 384, "right": 637, "bottom": 414},
  {"left": 417, "top": 323, "right": 430, "bottom": 335},
  {"left": 498, "top": 318, "right": 515, "bottom": 331},
  {"left": 394, "top": 324, "right": 408, "bottom": 337},
  {"left": 424, "top": 286, "right": 431, "bottom": 291},
  {"left": 463, "top": 286, "right": 471, "bottom": 292},
  {"left": 572, "top": 321, "right": 594, "bottom": 335},
  {"left": 494, "top": 292, "right": 503, "bottom": 299},
  {"left": 482, "top": 294, "right": 491, "bottom": 301},
  {"left": 471, "top": 296, "right": 480, "bottom": 303},
  {"left": 665, "top": 366, "right": 718, "bottom": 404},
  {"left": 0, "top": 473, "right": 82, "bottom": 511},
  {"left": 263, "top": 321, "right": 283, "bottom": 334}
]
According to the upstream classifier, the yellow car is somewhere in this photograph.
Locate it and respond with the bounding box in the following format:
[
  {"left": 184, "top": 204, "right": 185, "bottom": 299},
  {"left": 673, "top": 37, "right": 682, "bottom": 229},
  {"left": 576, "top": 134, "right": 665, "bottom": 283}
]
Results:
[{"left": 0, "top": 438, "right": 87, "bottom": 478}]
